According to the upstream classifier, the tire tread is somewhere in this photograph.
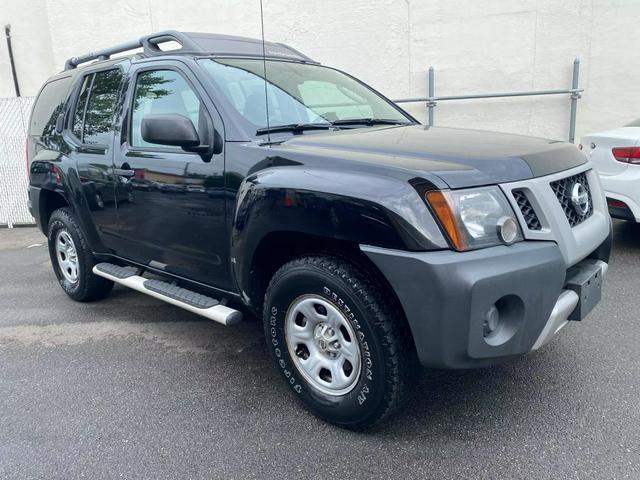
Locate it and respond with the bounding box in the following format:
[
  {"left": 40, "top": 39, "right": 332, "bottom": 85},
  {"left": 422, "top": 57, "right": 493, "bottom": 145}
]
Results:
[
  {"left": 265, "top": 254, "right": 418, "bottom": 429},
  {"left": 48, "top": 207, "right": 113, "bottom": 302}
]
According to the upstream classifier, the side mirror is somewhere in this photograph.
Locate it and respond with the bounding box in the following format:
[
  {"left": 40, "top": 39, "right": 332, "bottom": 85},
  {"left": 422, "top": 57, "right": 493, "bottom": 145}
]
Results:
[{"left": 141, "top": 114, "right": 200, "bottom": 148}]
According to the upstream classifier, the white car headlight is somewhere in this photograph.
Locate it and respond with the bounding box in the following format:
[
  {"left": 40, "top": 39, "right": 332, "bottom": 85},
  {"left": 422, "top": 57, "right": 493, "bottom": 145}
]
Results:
[{"left": 426, "top": 186, "right": 523, "bottom": 251}]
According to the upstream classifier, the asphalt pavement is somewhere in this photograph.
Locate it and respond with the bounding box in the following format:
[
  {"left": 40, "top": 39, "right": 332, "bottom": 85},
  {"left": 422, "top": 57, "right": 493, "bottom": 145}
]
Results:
[{"left": 0, "top": 223, "right": 639, "bottom": 479}]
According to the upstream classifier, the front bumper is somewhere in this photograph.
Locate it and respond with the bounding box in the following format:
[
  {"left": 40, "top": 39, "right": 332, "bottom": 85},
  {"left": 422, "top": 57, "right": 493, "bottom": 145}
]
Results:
[{"left": 362, "top": 240, "right": 609, "bottom": 369}]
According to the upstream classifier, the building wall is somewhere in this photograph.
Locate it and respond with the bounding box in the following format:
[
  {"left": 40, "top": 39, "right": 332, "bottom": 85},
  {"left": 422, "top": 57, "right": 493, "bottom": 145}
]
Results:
[{"left": 0, "top": 0, "right": 638, "bottom": 141}]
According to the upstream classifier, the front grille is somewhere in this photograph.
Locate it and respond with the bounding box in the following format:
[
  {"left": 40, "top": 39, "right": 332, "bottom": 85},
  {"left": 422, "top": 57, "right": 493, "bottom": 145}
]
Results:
[
  {"left": 550, "top": 171, "right": 593, "bottom": 227},
  {"left": 513, "top": 189, "right": 542, "bottom": 230}
]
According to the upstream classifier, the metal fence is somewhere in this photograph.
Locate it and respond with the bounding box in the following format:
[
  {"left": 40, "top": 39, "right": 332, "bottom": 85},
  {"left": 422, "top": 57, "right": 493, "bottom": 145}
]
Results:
[
  {"left": 0, "top": 96, "right": 34, "bottom": 227},
  {"left": 394, "top": 58, "right": 583, "bottom": 143}
]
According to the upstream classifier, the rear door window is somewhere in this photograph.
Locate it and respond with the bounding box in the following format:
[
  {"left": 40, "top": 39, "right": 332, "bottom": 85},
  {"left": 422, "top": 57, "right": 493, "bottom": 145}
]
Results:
[
  {"left": 72, "top": 68, "right": 123, "bottom": 145},
  {"left": 29, "top": 76, "right": 72, "bottom": 137},
  {"left": 72, "top": 76, "right": 91, "bottom": 139}
]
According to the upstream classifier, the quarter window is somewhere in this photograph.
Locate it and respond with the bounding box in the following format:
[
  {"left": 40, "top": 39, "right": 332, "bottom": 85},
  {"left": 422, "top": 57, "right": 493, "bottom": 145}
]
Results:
[
  {"left": 130, "top": 70, "right": 202, "bottom": 148},
  {"left": 29, "top": 76, "right": 72, "bottom": 137}
]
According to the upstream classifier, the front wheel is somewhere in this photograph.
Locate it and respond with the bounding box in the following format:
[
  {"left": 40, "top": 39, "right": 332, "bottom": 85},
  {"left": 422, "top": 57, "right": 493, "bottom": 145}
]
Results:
[
  {"left": 263, "top": 255, "right": 418, "bottom": 429},
  {"left": 47, "top": 207, "right": 114, "bottom": 302}
]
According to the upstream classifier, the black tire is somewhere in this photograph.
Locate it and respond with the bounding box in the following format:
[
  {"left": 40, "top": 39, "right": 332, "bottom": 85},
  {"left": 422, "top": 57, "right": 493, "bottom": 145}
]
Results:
[
  {"left": 263, "top": 255, "right": 418, "bottom": 429},
  {"left": 47, "top": 207, "right": 114, "bottom": 302}
]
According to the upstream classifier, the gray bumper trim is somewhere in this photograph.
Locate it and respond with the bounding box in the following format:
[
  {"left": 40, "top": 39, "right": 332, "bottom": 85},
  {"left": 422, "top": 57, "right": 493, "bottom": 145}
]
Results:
[
  {"left": 362, "top": 241, "right": 566, "bottom": 369},
  {"left": 531, "top": 259, "right": 608, "bottom": 350},
  {"left": 530, "top": 290, "right": 578, "bottom": 351}
]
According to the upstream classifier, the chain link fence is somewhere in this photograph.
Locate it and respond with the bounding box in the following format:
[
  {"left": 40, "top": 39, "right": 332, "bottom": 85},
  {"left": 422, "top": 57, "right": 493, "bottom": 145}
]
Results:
[{"left": 0, "top": 96, "right": 35, "bottom": 227}]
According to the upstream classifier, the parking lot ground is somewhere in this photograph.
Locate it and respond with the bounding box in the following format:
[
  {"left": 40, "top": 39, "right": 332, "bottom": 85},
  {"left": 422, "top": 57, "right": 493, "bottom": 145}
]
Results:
[{"left": 0, "top": 223, "right": 639, "bottom": 479}]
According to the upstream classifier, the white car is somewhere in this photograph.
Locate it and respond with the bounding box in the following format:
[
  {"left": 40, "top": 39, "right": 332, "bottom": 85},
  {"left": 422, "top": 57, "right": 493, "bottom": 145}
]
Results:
[{"left": 581, "top": 119, "right": 640, "bottom": 222}]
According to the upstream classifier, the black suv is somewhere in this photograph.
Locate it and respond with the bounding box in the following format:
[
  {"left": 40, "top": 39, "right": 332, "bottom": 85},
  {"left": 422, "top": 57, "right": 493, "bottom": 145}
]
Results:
[{"left": 27, "top": 31, "right": 612, "bottom": 429}]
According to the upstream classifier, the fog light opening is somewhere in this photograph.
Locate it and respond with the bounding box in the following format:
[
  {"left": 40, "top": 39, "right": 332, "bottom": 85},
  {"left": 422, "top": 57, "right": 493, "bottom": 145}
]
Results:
[{"left": 483, "top": 295, "right": 525, "bottom": 346}]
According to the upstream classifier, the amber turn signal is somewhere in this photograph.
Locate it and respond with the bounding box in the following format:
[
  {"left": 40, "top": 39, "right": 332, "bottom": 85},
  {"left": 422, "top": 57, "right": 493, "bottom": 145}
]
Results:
[{"left": 425, "top": 191, "right": 467, "bottom": 251}]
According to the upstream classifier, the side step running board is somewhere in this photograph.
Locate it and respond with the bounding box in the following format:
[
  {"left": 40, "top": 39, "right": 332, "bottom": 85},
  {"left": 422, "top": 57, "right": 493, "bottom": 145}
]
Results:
[{"left": 93, "top": 263, "right": 242, "bottom": 326}]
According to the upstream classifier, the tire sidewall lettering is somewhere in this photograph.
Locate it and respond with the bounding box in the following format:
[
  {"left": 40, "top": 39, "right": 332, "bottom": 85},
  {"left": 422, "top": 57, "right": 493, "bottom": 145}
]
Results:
[
  {"left": 321, "top": 285, "right": 374, "bottom": 404},
  {"left": 268, "top": 305, "right": 304, "bottom": 395}
]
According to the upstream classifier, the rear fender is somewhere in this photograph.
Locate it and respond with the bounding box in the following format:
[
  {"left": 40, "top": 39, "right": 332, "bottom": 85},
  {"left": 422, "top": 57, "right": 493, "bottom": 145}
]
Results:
[{"left": 30, "top": 150, "right": 106, "bottom": 253}]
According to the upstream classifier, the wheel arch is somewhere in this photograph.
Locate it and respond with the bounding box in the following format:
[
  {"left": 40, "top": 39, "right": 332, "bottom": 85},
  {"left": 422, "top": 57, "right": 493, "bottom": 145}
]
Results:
[
  {"left": 242, "top": 230, "right": 409, "bottom": 329},
  {"left": 38, "top": 188, "right": 70, "bottom": 231}
]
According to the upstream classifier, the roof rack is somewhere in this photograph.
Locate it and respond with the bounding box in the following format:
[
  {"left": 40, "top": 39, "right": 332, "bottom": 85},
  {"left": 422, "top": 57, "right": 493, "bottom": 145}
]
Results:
[{"left": 63, "top": 30, "right": 317, "bottom": 70}]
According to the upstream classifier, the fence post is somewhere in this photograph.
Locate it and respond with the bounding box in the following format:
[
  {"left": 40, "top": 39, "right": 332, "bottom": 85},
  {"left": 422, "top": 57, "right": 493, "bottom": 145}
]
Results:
[
  {"left": 569, "top": 58, "right": 580, "bottom": 143},
  {"left": 427, "top": 66, "right": 435, "bottom": 127}
]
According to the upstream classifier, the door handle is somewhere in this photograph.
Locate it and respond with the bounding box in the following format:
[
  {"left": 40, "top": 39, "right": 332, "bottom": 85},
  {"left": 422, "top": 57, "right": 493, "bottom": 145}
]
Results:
[{"left": 114, "top": 168, "right": 134, "bottom": 177}]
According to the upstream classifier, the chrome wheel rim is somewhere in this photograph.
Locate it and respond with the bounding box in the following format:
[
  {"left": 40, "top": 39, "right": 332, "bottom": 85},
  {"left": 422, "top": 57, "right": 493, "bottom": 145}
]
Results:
[
  {"left": 285, "top": 295, "right": 361, "bottom": 396},
  {"left": 55, "top": 230, "right": 79, "bottom": 283}
]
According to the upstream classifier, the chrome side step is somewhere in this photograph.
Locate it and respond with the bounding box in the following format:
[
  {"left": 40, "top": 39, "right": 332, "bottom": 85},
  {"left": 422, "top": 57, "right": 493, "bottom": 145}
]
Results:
[{"left": 93, "top": 263, "right": 242, "bottom": 326}]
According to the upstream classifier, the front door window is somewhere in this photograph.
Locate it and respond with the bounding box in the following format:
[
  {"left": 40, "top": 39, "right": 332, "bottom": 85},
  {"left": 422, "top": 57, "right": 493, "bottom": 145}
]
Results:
[{"left": 130, "top": 70, "right": 202, "bottom": 149}]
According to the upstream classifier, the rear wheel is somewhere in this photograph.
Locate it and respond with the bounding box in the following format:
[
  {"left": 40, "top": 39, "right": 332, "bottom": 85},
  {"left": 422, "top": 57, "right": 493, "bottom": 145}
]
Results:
[
  {"left": 47, "top": 208, "right": 114, "bottom": 302},
  {"left": 263, "top": 255, "right": 418, "bottom": 429}
]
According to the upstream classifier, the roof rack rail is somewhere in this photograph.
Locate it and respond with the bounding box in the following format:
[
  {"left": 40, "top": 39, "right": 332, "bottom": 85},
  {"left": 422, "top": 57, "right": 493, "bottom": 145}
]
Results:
[{"left": 63, "top": 30, "right": 205, "bottom": 70}]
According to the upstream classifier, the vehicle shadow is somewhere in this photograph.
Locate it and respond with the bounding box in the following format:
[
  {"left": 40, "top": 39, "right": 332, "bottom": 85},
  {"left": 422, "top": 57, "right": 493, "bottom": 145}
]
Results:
[
  {"left": 95, "top": 285, "right": 576, "bottom": 438},
  {"left": 72, "top": 284, "right": 601, "bottom": 447},
  {"left": 77, "top": 261, "right": 599, "bottom": 441},
  {"left": 372, "top": 345, "right": 583, "bottom": 438},
  {"left": 612, "top": 219, "right": 640, "bottom": 250}
]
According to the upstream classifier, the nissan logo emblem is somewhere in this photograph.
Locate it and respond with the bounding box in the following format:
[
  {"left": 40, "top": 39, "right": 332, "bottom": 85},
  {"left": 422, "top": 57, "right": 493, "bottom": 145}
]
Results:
[{"left": 571, "top": 182, "right": 590, "bottom": 216}]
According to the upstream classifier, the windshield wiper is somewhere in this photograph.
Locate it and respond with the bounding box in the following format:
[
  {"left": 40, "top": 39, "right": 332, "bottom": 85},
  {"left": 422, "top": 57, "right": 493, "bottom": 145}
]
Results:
[
  {"left": 256, "top": 123, "right": 334, "bottom": 136},
  {"left": 255, "top": 119, "right": 410, "bottom": 136},
  {"left": 331, "top": 118, "right": 412, "bottom": 127}
]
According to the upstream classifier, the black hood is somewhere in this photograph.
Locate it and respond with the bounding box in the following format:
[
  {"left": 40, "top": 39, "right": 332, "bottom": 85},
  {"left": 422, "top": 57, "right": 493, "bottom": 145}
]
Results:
[{"left": 277, "top": 125, "right": 586, "bottom": 188}]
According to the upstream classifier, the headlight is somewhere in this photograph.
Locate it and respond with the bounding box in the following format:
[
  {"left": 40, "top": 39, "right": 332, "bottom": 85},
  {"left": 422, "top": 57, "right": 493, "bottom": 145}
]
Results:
[{"left": 426, "top": 186, "right": 522, "bottom": 251}]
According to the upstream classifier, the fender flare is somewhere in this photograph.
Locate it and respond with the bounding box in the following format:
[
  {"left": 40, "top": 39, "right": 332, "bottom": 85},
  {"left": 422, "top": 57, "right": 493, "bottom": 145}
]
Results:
[
  {"left": 230, "top": 166, "right": 448, "bottom": 303},
  {"left": 31, "top": 154, "right": 107, "bottom": 253}
]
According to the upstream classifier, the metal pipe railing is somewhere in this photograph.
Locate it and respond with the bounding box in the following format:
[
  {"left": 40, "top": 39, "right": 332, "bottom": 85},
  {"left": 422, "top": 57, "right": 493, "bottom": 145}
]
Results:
[
  {"left": 568, "top": 58, "right": 581, "bottom": 143},
  {"left": 393, "top": 59, "right": 582, "bottom": 143},
  {"left": 4, "top": 25, "right": 20, "bottom": 97}
]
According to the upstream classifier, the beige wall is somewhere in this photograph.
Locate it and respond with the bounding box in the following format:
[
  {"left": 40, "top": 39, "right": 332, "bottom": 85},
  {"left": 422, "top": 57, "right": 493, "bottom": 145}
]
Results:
[{"left": 1, "top": 0, "right": 638, "bottom": 140}]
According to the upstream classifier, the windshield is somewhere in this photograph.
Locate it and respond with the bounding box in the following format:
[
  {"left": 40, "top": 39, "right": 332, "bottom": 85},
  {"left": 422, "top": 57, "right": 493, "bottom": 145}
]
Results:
[{"left": 200, "top": 58, "right": 412, "bottom": 132}]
